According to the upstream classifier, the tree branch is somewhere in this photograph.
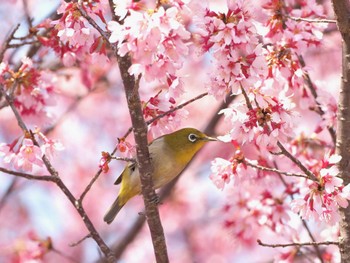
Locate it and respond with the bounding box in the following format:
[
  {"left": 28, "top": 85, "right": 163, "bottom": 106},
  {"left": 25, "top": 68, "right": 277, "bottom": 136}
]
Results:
[
  {"left": 22, "top": 0, "right": 33, "bottom": 29},
  {"left": 332, "top": 1, "right": 350, "bottom": 262},
  {"left": 297, "top": 55, "right": 336, "bottom": 144},
  {"left": 0, "top": 167, "right": 56, "bottom": 182},
  {"left": 118, "top": 58, "right": 169, "bottom": 262},
  {"left": 287, "top": 16, "right": 336, "bottom": 24},
  {"left": 1, "top": 82, "right": 114, "bottom": 262},
  {"left": 240, "top": 84, "right": 318, "bottom": 182},
  {"left": 257, "top": 239, "right": 339, "bottom": 248},
  {"left": 0, "top": 24, "right": 20, "bottom": 62},
  {"left": 0, "top": 177, "right": 17, "bottom": 212},
  {"left": 245, "top": 160, "right": 313, "bottom": 180},
  {"left": 277, "top": 141, "right": 318, "bottom": 181}
]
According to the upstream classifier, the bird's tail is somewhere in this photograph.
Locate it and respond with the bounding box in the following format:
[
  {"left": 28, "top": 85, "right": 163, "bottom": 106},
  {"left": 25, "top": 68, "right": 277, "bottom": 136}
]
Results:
[{"left": 103, "top": 196, "right": 125, "bottom": 224}]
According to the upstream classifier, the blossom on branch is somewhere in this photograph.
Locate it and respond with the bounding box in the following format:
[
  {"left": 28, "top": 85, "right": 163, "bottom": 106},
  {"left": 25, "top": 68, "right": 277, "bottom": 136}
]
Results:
[
  {"left": 108, "top": 5, "right": 191, "bottom": 97},
  {"left": 0, "top": 58, "right": 58, "bottom": 125},
  {"left": 291, "top": 154, "right": 350, "bottom": 224},
  {"left": 220, "top": 89, "right": 296, "bottom": 152},
  {"left": 14, "top": 139, "right": 44, "bottom": 172},
  {"left": 198, "top": 0, "right": 268, "bottom": 97}
]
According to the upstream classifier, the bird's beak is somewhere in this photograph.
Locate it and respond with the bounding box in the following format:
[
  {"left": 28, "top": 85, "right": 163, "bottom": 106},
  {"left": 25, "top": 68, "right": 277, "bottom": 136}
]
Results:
[{"left": 202, "top": 135, "right": 217, "bottom": 142}]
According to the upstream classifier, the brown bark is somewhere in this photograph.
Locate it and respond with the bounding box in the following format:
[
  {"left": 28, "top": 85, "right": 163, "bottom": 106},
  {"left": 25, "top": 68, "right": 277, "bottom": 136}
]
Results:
[
  {"left": 331, "top": 0, "right": 350, "bottom": 262},
  {"left": 117, "top": 53, "right": 169, "bottom": 263}
]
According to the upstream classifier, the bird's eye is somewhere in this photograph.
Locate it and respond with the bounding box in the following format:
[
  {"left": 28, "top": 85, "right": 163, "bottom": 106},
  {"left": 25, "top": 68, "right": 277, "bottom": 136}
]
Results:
[{"left": 188, "top": 133, "right": 198, "bottom": 142}]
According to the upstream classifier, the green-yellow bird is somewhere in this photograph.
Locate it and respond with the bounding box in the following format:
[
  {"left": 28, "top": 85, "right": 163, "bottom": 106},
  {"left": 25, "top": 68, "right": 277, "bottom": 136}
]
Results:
[{"left": 103, "top": 127, "right": 217, "bottom": 224}]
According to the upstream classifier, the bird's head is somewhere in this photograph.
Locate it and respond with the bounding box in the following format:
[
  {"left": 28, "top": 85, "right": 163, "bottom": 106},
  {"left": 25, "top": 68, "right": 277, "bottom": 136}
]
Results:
[{"left": 161, "top": 127, "right": 217, "bottom": 165}]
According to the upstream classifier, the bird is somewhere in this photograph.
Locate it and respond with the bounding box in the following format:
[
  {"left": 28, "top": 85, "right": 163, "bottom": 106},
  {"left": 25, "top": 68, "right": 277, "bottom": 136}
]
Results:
[{"left": 103, "top": 127, "right": 217, "bottom": 224}]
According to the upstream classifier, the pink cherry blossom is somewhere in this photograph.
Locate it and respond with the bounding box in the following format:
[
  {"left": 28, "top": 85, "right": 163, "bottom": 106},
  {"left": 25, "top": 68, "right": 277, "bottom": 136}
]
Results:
[
  {"left": 290, "top": 153, "right": 350, "bottom": 224},
  {"left": 14, "top": 139, "right": 44, "bottom": 172},
  {"left": 11, "top": 231, "right": 51, "bottom": 262},
  {"left": 108, "top": 6, "right": 191, "bottom": 97},
  {"left": 219, "top": 89, "right": 296, "bottom": 152},
  {"left": 210, "top": 157, "right": 232, "bottom": 190}
]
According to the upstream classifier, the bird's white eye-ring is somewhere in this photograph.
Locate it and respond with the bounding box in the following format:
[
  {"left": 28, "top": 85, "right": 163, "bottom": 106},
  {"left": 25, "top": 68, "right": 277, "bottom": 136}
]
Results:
[{"left": 188, "top": 133, "right": 198, "bottom": 142}]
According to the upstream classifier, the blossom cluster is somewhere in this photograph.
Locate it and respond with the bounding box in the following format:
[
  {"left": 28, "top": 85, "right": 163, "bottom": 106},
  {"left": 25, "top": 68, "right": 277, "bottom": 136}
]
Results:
[
  {"left": 291, "top": 154, "right": 350, "bottom": 224},
  {"left": 0, "top": 58, "right": 57, "bottom": 125},
  {"left": 108, "top": 3, "right": 191, "bottom": 98},
  {"left": 142, "top": 91, "right": 188, "bottom": 137},
  {"left": 0, "top": 130, "right": 63, "bottom": 173},
  {"left": 263, "top": 0, "right": 327, "bottom": 97},
  {"left": 38, "top": 1, "right": 109, "bottom": 67},
  {"left": 219, "top": 89, "right": 296, "bottom": 152},
  {"left": 198, "top": 0, "right": 268, "bottom": 98},
  {"left": 9, "top": 231, "right": 52, "bottom": 262},
  {"left": 221, "top": 179, "right": 292, "bottom": 247}
]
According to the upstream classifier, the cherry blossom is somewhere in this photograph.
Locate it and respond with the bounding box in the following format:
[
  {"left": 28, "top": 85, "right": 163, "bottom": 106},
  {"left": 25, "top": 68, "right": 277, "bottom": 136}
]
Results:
[
  {"left": 219, "top": 89, "right": 296, "bottom": 152},
  {"left": 291, "top": 154, "right": 350, "bottom": 224},
  {"left": 198, "top": 0, "right": 268, "bottom": 97},
  {"left": 99, "top": 151, "right": 111, "bottom": 173},
  {"left": 11, "top": 231, "right": 51, "bottom": 262},
  {"left": 14, "top": 139, "right": 44, "bottom": 172},
  {"left": 108, "top": 5, "right": 191, "bottom": 96},
  {"left": 117, "top": 138, "right": 135, "bottom": 158},
  {"left": 142, "top": 91, "right": 188, "bottom": 137}
]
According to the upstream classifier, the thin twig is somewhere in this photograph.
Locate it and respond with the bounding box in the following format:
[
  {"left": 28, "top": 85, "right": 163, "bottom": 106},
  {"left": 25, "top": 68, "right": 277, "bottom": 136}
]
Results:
[
  {"left": 22, "top": 0, "right": 33, "bottom": 28},
  {"left": 77, "top": 5, "right": 110, "bottom": 42},
  {"left": 146, "top": 92, "right": 208, "bottom": 126},
  {"left": 0, "top": 178, "right": 17, "bottom": 212},
  {"left": 111, "top": 157, "right": 136, "bottom": 162},
  {"left": 2, "top": 80, "right": 114, "bottom": 262},
  {"left": 301, "top": 219, "right": 325, "bottom": 263},
  {"left": 277, "top": 141, "right": 318, "bottom": 181},
  {"left": 245, "top": 160, "right": 313, "bottom": 181},
  {"left": 0, "top": 24, "right": 20, "bottom": 62},
  {"left": 287, "top": 16, "right": 336, "bottom": 24},
  {"left": 1, "top": 84, "right": 59, "bottom": 177},
  {"left": 239, "top": 84, "right": 318, "bottom": 182},
  {"left": 0, "top": 167, "right": 57, "bottom": 182},
  {"left": 8, "top": 41, "right": 39, "bottom": 48},
  {"left": 272, "top": 161, "right": 325, "bottom": 263},
  {"left": 240, "top": 84, "right": 253, "bottom": 110},
  {"left": 257, "top": 239, "right": 339, "bottom": 248},
  {"left": 51, "top": 247, "right": 79, "bottom": 263},
  {"left": 297, "top": 55, "right": 336, "bottom": 144},
  {"left": 0, "top": 84, "right": 28, "bottom": 133},
  {"left": 69, "top": 234, "right": 92, "bottom": 247}
]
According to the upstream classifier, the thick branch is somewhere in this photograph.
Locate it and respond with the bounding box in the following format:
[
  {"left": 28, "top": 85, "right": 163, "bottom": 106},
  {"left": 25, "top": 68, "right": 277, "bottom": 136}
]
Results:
[
  {"left": 118, "top": 53, "right": 169, "bottom": 262},
  {"left": 332, "top": 1, "right": 350, "bottom": 262}
]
